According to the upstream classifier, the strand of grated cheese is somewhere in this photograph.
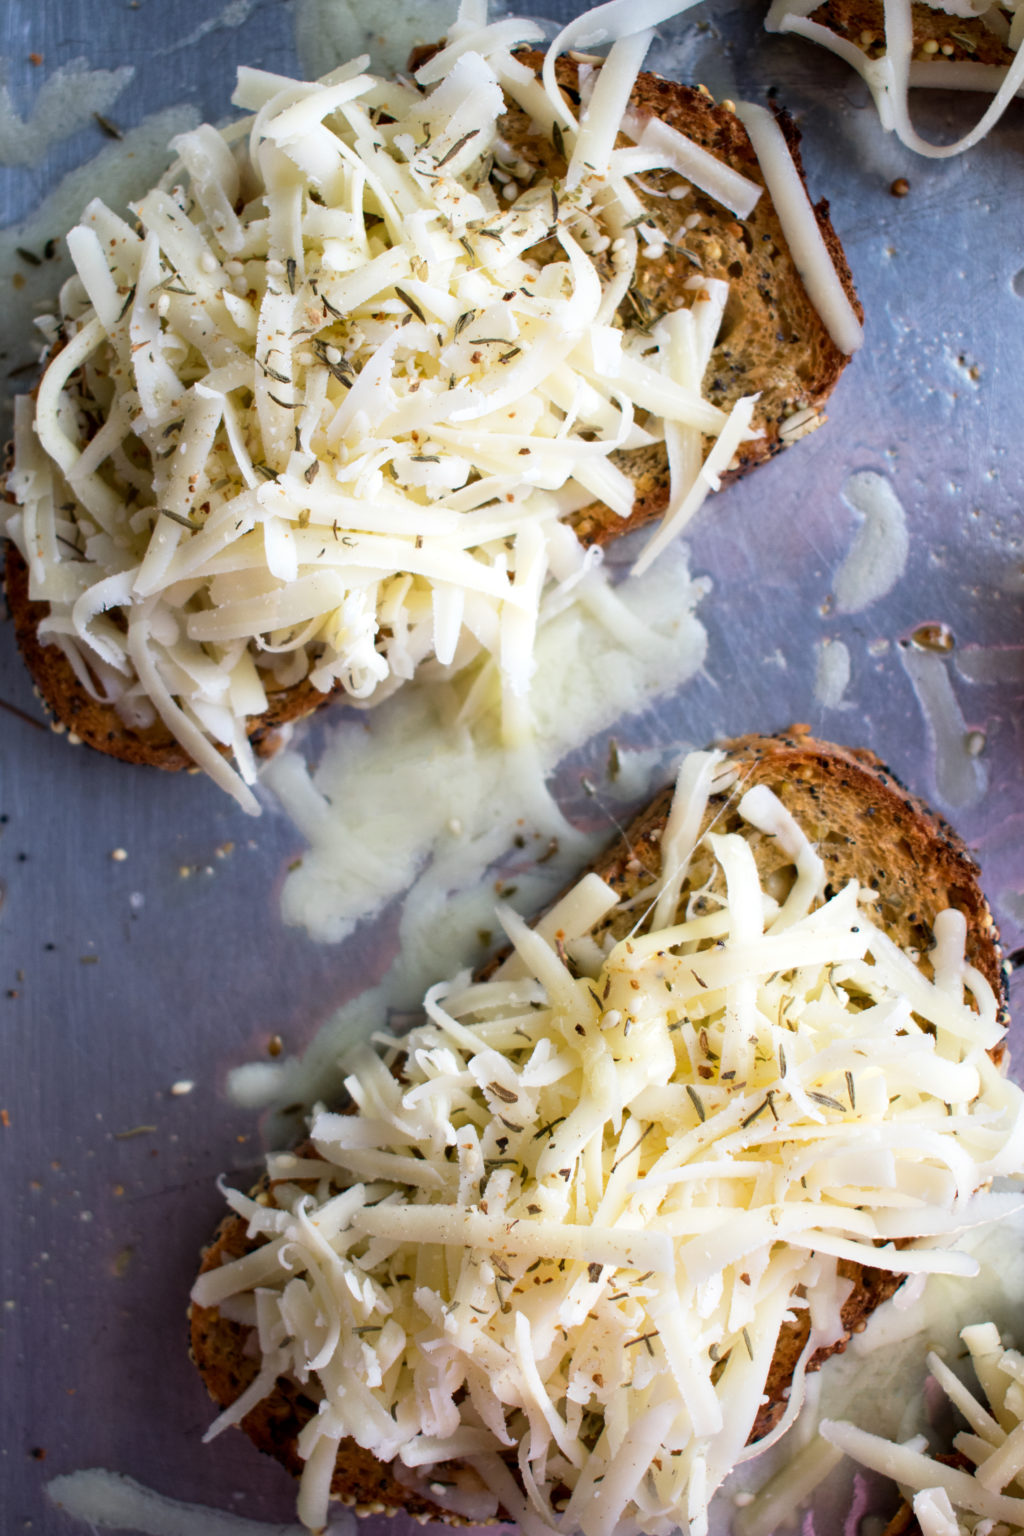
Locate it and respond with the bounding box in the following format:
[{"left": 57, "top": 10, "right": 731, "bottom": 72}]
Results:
[
  {"left": 193, "top": 750, "right": 1024, "bottom": 1533},
  {"left": 822, "top": 1321, "right": 1024, "bottom": 1532},
  {"left": 766, "top": 0, "right": 1024, "bottom": 155}
]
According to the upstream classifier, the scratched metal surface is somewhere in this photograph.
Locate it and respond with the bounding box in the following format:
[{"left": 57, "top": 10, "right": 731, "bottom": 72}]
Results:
[{"left": 0, "top": 2, "right": 1022, "bottom": 1534}]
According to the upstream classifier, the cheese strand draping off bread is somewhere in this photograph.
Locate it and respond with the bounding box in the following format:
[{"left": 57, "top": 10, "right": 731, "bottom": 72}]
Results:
[
  {"left": 189, "top": 732, "right": 1022, "bottom": 1536},
  {"left": 765, "top": 0, "right": 1024, "bottom": 156},
  {"left": 2, "top": 0, "right": 862, "bottom": 812}
]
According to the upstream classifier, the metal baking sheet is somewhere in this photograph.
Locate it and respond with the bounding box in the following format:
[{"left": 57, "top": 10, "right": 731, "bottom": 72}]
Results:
[{"left": 2, "top": 2, "right": 1023, "bottom": 1533}]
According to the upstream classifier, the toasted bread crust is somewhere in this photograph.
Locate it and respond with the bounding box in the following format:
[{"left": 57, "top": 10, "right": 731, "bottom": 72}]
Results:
[
  {"left": 189, "top": 731, "right": 1004, "bottom": 1519},
  {"left": 4, "top": 58, "right": 860, "bottom": 773},
  {"left": 523, "top": 60, "right": 862, "bottom": 547},
  {"left": 3, "top": 546, "right": 332, "bottom": 766}
]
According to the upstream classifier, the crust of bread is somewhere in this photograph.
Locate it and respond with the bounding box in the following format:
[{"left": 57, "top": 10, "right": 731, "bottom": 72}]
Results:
[
  {"left": 4, "top": 58, "right": 860, "bottom": 772},
  {"left": 188, "top": 729, "right": 1004, "bottom": 1520},
  {"left": 3, "top": 545, "right": 332, "bottom": 766},
  {"left": 806, "top": 0, "right": 1017, "bottom": 68}
]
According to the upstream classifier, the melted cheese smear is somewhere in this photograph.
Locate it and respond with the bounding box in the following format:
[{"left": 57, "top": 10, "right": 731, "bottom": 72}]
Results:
[
  {"left": 238, "top": 542, "right": 706, "bottom": 1121},
  {"left": 198, "top": 748, "right": 1024, "bottom": 1536},
  {"left": 263, "top": 543, "right": 707, "bottom": 945},
  {"left": 46, "top": 1468, "right": 353, "bottom": 1536}
]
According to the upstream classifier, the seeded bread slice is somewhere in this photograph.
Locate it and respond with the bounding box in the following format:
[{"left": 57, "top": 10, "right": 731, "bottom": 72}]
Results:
[
  {"left": 3, "top": 57, "right": 860, "bottom": 771},
  {"left": 803, "top": 0, "right": 1016, "bottom": 70},
  {"left": 188, "top": 729, "right": 1004, "bottom": 1519}
]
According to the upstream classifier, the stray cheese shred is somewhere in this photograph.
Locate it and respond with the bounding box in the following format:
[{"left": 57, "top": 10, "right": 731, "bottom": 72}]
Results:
[
  {"left": 193, "top": 750, "right": 1024, "bottom": 1535},
  {"left": 765, "top": 0, "right": 1024, "bottom": 156},
  {"left": 2, "top": 0, "right": 863, "bottom": 813},
  {"left": 823, "top": 1323, "right": 1024, "bottom": 1534}
]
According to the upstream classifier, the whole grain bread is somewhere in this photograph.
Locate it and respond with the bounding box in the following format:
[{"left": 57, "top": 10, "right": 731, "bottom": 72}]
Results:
[
  {"left": 188, "top": 729, "right": 1004, "bottom": 1520},
  {"left": 2, "top": 546, "right": 324, "bottom": 768},
  {"left": 3, "top": 53, "right": 860, "bottom": 772},
  {"left": 805, "top": 0, "right": 1016, "bottom": 69}
]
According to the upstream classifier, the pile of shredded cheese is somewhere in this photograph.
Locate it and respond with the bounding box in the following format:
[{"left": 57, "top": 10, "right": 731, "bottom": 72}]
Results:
[
  {"left": 192, "top": 748, "right": 1024, "bottom": 1535},
  {"left": 823, "top": 1323, "right": 1024, "bottom": 1535},
  {"left": 2, "top": 0, "right": 867, "bottom": 815},
  {"left": 765, "top": 0, "right": 1024, "bottom": 156}
]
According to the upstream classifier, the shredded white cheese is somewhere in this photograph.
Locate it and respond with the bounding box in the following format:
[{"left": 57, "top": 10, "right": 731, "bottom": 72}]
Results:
[
  {"left": 3, "top": 0, "right": 789, "bottom": 814},
  {"left": 193, "top": 749, "right": 1023, "bottom": 1535},
  {"left": 823, "top": 1321, "right": 1024, "bottom": 1533},
  {"left": 765, "top": 0, "right": 1024, "bottom": 156}
]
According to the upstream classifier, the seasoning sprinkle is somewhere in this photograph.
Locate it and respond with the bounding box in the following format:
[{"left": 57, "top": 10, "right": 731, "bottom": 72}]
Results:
[
  {"left": 487, "top": 1082, "right": 518, "bottom": 1104},
  {"left": 808, "top": 1090, "right": 845, "bottom": 1112},
  {"left": 686, "top": 1084, "right": 706, "bottom": 1122},
  {"left": 741, "top": 1098, "right": 770, "bottom": 1129},
  {"left": 434, "top": 128, "right": 480, "bottom": 169},
  {"left": 611, "top": 1123, "right": 653, "bottom": 1172},
  {"left": 394, "top": 285, "right": 426, "bottom": 322},
  {"left": 93, "top": 112, "right": 123, "bottom": 140}
]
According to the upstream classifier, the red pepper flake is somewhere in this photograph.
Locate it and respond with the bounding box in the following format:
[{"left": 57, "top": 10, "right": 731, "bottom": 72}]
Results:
[
  {"left": 28, "top": 52, "right": 43, "bottom": 65},
  {"left": 0, "top": 1109, "right": 10, "bottom": 1127}
]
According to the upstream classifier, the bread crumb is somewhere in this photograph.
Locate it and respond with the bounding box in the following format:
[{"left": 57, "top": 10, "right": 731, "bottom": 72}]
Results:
[{"left": 110, "top": 847, "right": 128, "bottom": 862}]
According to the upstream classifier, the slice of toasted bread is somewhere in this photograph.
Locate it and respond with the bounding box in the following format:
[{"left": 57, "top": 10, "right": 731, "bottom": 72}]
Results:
[
  {"left": 3, "top": 50, "right": 859, "bottom": 777},
  {"left": 188, "top": 729, "right": 1004, "bottom": 1522}
]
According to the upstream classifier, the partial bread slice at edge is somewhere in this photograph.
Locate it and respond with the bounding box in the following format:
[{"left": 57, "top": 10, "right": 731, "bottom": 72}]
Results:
[{"left": 803, "top": 0, "right": 1017, "bottom": 70}]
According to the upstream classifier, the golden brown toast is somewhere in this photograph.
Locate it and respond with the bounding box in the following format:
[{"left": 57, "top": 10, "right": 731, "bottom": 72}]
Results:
[
  {"left": 188, "top": 730, "right": 1004, "bottom": 1521},
  {"left": 4, "top": 56, "right": 860, "bottom": 773}
]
